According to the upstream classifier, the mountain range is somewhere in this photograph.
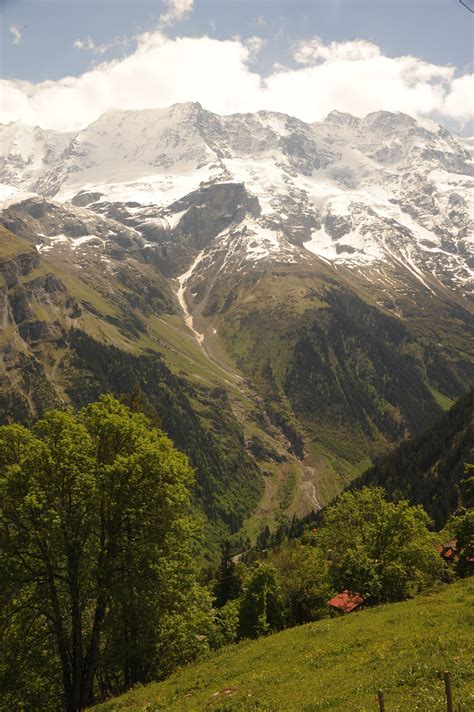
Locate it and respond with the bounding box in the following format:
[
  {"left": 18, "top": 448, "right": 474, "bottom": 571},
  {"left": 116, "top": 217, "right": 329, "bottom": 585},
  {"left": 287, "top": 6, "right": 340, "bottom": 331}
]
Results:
[{"left": 0, "top": 103, "right": 472, "bottom": 549}]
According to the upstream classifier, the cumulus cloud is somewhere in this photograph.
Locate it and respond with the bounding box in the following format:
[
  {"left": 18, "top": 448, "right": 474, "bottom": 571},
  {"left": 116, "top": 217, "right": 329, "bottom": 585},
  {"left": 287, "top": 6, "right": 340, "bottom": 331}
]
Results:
[
  {"left": 443, "top": 74, "right": 474, "bottom": 124},
  {"left": 0, "top": 32, "right": 471, "bottom": 133},
  {"left": 160, "top": 0, "right": 193, "bottom": 27},
  {"left": 9, "top": 24, "right": 22, "bottom": 45}
]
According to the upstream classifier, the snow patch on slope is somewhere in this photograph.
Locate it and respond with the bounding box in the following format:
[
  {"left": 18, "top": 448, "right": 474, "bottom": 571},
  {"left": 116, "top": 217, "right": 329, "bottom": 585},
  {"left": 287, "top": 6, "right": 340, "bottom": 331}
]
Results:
[
  {"left": 176, "top": 251, "right": 206, "bottom": 344},
  {"left": 0, "top": 183, "right": 36, "bottom": 208}
]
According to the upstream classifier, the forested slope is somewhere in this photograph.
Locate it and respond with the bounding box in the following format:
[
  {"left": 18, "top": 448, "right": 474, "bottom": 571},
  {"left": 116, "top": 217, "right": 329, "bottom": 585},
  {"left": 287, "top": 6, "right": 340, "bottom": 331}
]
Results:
[{"left": 353, "top": 388, "right": 473, "bottom": 527}]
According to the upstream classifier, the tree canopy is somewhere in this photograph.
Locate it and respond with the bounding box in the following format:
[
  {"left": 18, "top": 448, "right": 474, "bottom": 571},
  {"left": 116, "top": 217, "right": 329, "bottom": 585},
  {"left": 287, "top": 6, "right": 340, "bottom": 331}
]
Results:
[
  {"left": 0, "top": 395, "right": 212, "bottom": 711},
  {"left": 269, "top": 542, "right": 331, "bottom": 626},
  {"left": 318, "top": 487, "right": 444, "bottom": 602}
]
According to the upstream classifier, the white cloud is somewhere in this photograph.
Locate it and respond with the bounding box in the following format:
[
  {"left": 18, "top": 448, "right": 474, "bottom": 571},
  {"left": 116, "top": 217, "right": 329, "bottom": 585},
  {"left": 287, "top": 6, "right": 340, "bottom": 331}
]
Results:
[
  {"left": 246, "top": 36, "right": 266, "bottom": 62},
  {"left": 443, "top": 74, "right": 474, "bottom": 123},
  {"left": 294, "top": 37, "right": 380, "bottom": 64},
  {"left": 0, "top": 32, "right": 471, "bottom": 133},
  {"left": 9, "top": 24, "right": 23, "bottom": 45},
  {"left": 73, "top": 36, "right": 128, "bottom": 55},
  {"left": 74, "top": 37, "right": 101, "bottom": 52},
  {"left": 160, "top": 0, "right": 193, "bottom": 27}
]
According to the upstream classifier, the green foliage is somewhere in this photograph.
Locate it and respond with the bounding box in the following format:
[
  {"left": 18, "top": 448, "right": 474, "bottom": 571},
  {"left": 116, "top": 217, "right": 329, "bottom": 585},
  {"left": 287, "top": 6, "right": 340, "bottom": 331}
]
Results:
[
  {"left": 238, "top": 563, "right": 285, "bottom": 639},
  {"left": 269, "top": 542, "right": 332, "bottom": 626},
  {"left": 451, "top": 509, "right": 474, "bottom": 578},
  {"left": 214, "top": 541, "right": 242, "bottom": 609},
  {"left": 0, "top": 396, "right": 212, "bottom": 711},
  {"left": 461, "top": 462, "right": 474, "bottom": 504},
  {"left": 216, "top": 486, "right": 447, "bottom": 646},
  {"left": 319, "top": 488, "right": 444, "bottom": 601},
  {"left": 213, "top": 600, "right": 241, "bottom": 648}
]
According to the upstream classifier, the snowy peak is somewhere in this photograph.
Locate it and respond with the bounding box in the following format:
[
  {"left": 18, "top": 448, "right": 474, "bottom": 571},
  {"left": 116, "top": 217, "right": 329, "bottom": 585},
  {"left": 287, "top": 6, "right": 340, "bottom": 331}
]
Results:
[
  {"left": 0, "top": 121, "right": 72, "bottom": 189},
  {"left": 1, "top": 105, "right": 470, "bottom": 196},
  {"left": 324, "top": 110, "right": 362, "bottom": 129},
  {"left": 33, "top": 103, "right": 216, "bottom": 200},
  {"left": 0, "top": 104, "right": 472, "bottom": 299},
  {"left": 79, "top": 102, "right": 208, "bottom": 163}
]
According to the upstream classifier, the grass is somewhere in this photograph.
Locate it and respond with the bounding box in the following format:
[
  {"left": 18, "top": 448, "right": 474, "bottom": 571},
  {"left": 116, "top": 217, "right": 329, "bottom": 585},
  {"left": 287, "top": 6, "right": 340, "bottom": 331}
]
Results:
[
  {"left": 0, "top": 325, "right": 16, "bottom": 346},
  {"left": 59, "top": 272, "right": 119, "bottom": 317},
  {"left": 145, "top": 314, "right": 241, "bottom": 389},
  {"left": 0, "top": 226, "right": 34, "bottom": 259},
  {"left": 428, "top": 385, "right": 455, "bottom": 412},
  {"left": 241, "top": 462, "right": 302, "bottom": 540},
  {"left": 92, "top": 578, "right": 473, "bottom": 712},
  {"left": 307, "top": 440, "right": 373, "bottom": 506}
]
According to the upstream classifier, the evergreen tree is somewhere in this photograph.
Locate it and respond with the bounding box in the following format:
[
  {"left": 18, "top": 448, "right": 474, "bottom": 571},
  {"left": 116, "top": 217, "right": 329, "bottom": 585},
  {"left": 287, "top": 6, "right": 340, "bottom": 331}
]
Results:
[
  {"left": 238, "top": 562, "right": 285, "bottom": 638},
  {"left": 257, "top": 524, "right": 271, "bottom": 549},
  {"left": 214, "top": 540, "right": 241, "bottom": 608}
]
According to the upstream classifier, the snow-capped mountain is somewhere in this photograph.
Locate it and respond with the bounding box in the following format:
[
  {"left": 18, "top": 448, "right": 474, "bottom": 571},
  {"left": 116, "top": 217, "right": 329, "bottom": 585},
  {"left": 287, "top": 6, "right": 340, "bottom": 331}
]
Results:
[
  {"left": 1, "top": 104, "right": 473, "bottom": 523},
  {"left": 0, "top": 122, "right": 72, "bottom": 190},
  {"left": 0, "top": 103, "right": 472, "bottom": 299}
]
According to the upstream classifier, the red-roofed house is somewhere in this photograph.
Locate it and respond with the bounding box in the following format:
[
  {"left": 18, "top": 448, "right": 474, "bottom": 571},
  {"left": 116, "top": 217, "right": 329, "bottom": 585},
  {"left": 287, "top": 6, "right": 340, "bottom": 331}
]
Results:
[
  {"left": 327, "top": 590, "right": 365, "bottom": 614},
  {"left": 437, "top": 540, "right": 459, "bottom": 563}
]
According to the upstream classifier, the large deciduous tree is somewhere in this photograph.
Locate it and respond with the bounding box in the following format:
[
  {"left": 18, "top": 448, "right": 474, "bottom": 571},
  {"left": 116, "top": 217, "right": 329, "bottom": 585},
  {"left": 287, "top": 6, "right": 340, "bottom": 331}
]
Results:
[
  {"left": 0, "top": 395, "right": 211, "bottom": 711},
  {"left": 318, "top": 487, "right": 444, "bottom": 602},
  {"left": 270, "top": 542, "right": 332, "bottom": 626}
]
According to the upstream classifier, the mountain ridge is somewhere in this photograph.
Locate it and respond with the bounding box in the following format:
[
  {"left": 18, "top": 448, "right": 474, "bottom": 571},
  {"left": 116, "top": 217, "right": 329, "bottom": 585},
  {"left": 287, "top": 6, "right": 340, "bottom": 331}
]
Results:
[
  {"left": 1, "top": 103, "right": 471, "bottom": 300},
  {"left": 0, "top": 104, "right": 472, "bottom": 542}
]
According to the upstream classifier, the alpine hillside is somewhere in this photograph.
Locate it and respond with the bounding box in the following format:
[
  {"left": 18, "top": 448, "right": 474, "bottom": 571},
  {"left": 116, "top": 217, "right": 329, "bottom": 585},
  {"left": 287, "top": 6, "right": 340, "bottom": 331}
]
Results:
[{"left": 0, "top": 104, "right": 472, "bottom": 544}]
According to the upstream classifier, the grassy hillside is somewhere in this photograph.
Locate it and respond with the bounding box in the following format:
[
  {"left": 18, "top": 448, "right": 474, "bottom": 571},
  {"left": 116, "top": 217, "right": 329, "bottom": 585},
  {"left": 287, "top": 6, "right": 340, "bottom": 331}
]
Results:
[{"left": 92, "top": 578, "right": 473, "bottom": 712}]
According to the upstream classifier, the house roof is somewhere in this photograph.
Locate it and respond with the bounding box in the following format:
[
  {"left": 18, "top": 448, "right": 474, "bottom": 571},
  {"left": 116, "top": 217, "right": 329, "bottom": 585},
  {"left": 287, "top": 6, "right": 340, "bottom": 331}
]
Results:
[
  {"left": 438, "top": 540, "right": 460, "bottom": 561},
  {"left": 328, "top": 590, "right": 365, "bottom": 613}
]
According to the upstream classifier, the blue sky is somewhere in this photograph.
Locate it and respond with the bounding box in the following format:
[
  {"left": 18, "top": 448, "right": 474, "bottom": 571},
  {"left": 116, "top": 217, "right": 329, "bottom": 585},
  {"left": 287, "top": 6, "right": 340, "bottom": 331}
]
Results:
[
  {"left": 2, "top": 0, "right": 473, "bottom": 81},
  {"left": 1, "top": 0, "right": 473, "bottom": 132}
]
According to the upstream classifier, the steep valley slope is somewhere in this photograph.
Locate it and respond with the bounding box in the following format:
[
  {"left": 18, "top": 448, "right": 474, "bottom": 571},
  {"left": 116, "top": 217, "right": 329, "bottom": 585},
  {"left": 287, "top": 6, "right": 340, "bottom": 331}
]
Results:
[
  {"left": 353, "top": 387, "right": 473, "bottom": 528},
  {"left": 0, "top": 104, "right": 472, "bottom": 547}
]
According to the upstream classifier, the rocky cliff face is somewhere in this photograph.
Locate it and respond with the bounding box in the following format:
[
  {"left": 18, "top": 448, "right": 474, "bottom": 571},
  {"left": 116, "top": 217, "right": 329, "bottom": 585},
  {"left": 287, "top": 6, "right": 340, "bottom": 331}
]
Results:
[{"left": 0, "top": 230, "right": 64, "bottom": 420}]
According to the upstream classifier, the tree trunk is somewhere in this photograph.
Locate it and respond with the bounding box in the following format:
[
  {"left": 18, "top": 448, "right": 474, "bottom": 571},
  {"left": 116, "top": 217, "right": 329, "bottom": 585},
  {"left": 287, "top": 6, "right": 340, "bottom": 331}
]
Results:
[{"left": 69, "top": 555, "right": 84, "bottom": 712}]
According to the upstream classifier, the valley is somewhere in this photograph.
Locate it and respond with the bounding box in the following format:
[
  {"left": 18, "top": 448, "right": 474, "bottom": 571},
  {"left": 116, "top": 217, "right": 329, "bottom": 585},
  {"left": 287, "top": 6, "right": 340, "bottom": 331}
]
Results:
[{"left": 0, "top": 104, "right": 472, "bottom": 546}]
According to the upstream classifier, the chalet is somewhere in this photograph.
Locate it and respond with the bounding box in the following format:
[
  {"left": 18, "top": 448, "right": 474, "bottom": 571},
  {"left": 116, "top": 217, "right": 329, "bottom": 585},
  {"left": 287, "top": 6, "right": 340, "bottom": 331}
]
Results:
[
  {"left": 327, "top": 590, "right": 365, "bottom": 614},
  {"left": 437, "top": 540, "right": 458, "bottom": 563},
  {"left": 437, "top": 539, "right": 474, "bottom": 569}
]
